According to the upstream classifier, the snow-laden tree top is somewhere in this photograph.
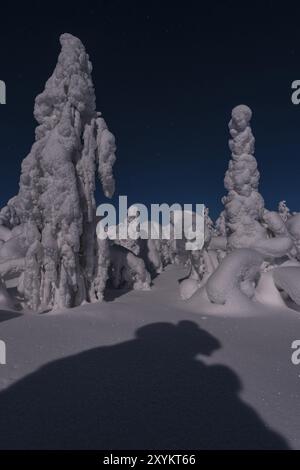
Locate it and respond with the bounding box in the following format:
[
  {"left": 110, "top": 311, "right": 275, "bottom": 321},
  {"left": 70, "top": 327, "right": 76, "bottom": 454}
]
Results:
[
  {"left": 226, "top": 104, "right": 258, "bottom": 197},
  {"left": 34, "top": 33, "right": 96, "bottom": 138}
]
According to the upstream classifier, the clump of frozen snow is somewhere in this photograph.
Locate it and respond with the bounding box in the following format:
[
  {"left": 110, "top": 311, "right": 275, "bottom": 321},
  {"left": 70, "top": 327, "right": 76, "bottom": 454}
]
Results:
[
  {"left": 273, "top": 266, "right": 300, "bottom": 306},
  {"left": 254, "top": 270, "right": 287, "bottom": 308},
  {"left": 109, "top": 244, "right": 151, "bottom": 291},
  {"left": 278, "top": 200, "right": 291, "bottom": 222},
  {"left": 205, "top": 248, "right": 263, "bottom": 305},
  {"left": 286, "top": 214, "right": 300, "bottom": 260}
]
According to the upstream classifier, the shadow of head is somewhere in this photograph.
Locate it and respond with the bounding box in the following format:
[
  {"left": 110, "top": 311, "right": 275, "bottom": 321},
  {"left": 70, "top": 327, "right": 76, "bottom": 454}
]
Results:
[{"left": 136, "top": 320, "right": 220, "bottom": 358}]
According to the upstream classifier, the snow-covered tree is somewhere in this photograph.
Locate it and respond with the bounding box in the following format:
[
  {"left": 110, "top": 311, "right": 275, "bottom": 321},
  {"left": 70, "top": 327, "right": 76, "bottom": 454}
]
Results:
[
  {"left": 278, "top": 200, "right": 291, "bottom": 222},
  {"left": 179, "top": 207, "right": 219, "bottom": 300},
  {"left": 109, "top": 244, "right": 151, "bottom": 291},
  {"left": 214, "top": 211, "right": 227, "bottom": 237},
  {"left": 222, "top": 105, "right": 267, "bottom": 250},
  {"left": 0, "top": 33, "right": 116, "bottom": 310}
]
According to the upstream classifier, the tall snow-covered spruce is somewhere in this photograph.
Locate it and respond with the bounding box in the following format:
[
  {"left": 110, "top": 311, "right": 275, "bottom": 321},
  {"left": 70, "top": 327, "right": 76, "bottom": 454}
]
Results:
[
  {"left": 222, "top": 105, "right": 266, "bottom": 250},
  {"left": 0, "top": 34, "right": 116, "bottom": 310}
]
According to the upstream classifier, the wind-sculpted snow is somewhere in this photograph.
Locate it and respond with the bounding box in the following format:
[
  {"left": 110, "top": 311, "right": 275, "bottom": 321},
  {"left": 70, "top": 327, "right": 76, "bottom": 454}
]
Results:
[
  {"left": 0, "top": 258, "right": 25, "bottom": 279},
  {"left": 0, "top": 34, "right": 116, "bottom": 311},
  {"left": 249, "top": 236, "right": 293, "bottom": 258},
  {"left": 273, "top": 267, "right": 300, "bottom": 306},
  {"left": 205, "top": 248, "right": 263, "bottom": 305},
  {"left": 109, "top": 244, "right": 151, "bottom": 291},
  {"left": 286, "top": 214, "right": 300, "bottom": 260},
  {"left": 278, "top": 201, "right": 291, "bottom": 223},
  {"left": 254, "top": 271, "right": 287, "bottom": 308},
  {"left": 0, "top": 226, "right": 11, "bottom": 242},
  {"left": 208, "top": 236, "right": 227, "bottom": 251},
  {"left": 107, "top": 218, "right": 165, "bottom": 281}
]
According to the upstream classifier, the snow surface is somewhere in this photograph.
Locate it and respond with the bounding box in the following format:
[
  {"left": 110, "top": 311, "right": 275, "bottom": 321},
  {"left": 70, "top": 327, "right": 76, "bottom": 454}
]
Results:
[{"left": 0, "top": 265, "right": 299, "bottom": 449}]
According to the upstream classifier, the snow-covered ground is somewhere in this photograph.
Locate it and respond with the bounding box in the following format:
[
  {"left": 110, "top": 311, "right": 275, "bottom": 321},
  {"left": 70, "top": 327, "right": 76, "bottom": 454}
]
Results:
[{"left": 0, "top": 264, "right": 299, "bottom": 449}]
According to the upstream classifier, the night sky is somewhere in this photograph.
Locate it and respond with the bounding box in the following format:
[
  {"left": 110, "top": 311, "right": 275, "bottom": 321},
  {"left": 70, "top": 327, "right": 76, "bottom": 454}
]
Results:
[{"left": 1, "top": 1, "right": 300, "bottom": 219}]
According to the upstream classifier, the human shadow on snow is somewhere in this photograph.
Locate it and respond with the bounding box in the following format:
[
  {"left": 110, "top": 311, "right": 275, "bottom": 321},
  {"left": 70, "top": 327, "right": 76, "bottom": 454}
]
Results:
[{"left": 0, "top": 321, "right": 289, "bottom": 449}]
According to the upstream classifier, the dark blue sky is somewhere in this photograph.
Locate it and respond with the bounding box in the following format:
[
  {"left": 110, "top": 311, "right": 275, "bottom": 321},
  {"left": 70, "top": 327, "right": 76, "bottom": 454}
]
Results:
[{"left": 1, "top": 1, "right": 300, "bottom": 219}]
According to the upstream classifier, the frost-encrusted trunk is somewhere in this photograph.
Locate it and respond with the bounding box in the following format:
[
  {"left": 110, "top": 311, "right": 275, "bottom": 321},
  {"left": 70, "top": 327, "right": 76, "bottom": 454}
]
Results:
[
  {"left": 1, "top": 34, "right": 116, "bottom": 311},
  {"left": 222, "top": 105, "right": 267, "bottom": 250}
]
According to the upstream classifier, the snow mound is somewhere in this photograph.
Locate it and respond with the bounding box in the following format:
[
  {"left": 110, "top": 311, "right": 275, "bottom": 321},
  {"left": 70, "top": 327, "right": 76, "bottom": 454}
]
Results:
[
  {"left": 179, "top": 278, "right": 199, "bottom": 300},
  {"left": 254, "top": 271, "right": 286, "bottom": 308},
  {"left": 273, "top": 267, "right": 300, "bottom": 305},
  {"left": 206, "top": 248, "right": 263, "bottom": 305}
]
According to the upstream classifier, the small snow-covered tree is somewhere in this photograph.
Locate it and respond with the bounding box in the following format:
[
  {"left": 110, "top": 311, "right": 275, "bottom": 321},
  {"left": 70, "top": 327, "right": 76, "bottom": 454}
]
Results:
[
  {"left": 278, "top": 200, "right": 291, "bottom": 222},
  {"left": 0, "top": 34, "right": 116, "bottom": 310},
  {"left": 113, "top": 209, "right": 163, "bottom": 277},
  {"left": 179, "top": 207, "right": 219, "bottom": 300},
  {"left": 109, "top": 244, "right": 151, "bottom": 291},
  {"left": 222, "top": 105, "right": 267, "bottom": 250},
  {"left": 214, "top": 211, "right": 227, "bottom": 237}
]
